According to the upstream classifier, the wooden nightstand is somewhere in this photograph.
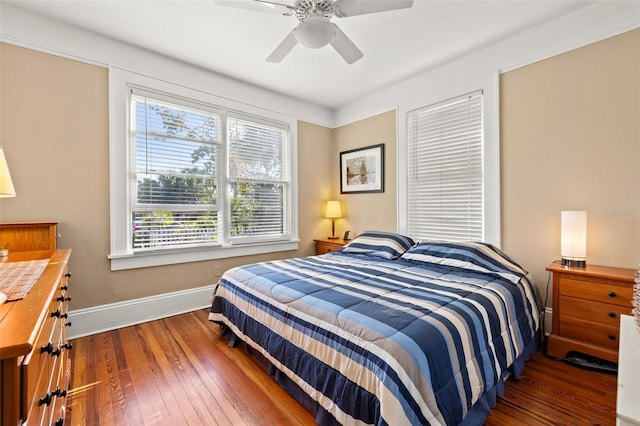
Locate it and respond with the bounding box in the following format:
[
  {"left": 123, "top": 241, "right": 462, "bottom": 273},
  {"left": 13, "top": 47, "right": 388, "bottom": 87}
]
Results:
[
  {"left": 314, "top": 238, "right": 349, "bottom": 255},
  {"left": 546, "top": 262, "right": 635, "bottom": 363}
]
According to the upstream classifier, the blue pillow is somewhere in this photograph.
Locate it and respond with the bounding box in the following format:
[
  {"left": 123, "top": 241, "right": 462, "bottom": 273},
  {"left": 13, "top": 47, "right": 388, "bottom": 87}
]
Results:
[
  {"left": 399, "top": 240, "right": 527, "bottom": 283},
  {"left": 338, "top": 231, "right": 414, "bottom": 260}
]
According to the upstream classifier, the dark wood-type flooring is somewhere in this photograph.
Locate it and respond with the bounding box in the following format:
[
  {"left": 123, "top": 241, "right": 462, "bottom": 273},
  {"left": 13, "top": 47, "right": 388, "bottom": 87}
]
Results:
[{"left": 66, "top": 309, "right": 617, "bottom": 425}]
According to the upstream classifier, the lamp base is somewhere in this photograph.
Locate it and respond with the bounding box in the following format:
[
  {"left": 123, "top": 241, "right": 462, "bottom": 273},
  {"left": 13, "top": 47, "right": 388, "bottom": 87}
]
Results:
[
  {"left": 327, "top": 236, "right": 339, "bottom": 240},
  {"left": 562, "top": 258, "right": 586, "bottom": 268}
]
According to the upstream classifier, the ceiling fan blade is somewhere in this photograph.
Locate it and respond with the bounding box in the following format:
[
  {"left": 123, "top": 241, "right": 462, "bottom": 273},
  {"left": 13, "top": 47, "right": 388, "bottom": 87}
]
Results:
[
  {"left": 216, "top": 0, "right": 293, "bottom": 16},
  {"left": 332, "top": 0, "right": 414, "bottom": 18},
  {"left": 266, "top": 29, "right": 298, "bottom": 62},
  {"left": 330, "top": 24, "right": 364, "bottom": 64}
]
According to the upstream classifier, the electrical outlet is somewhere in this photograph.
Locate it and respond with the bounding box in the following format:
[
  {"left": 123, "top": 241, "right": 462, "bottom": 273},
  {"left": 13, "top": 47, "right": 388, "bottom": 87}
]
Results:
[{"left": 214, "top": 265, "right": 221, "bottom": 277}]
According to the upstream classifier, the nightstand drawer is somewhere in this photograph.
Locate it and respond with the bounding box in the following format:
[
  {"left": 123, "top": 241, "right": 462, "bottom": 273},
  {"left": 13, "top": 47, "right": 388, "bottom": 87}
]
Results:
[
  {"left": 316, "top": 241, "right": 341, "bottom": 254},
  {"left": 314, "top": 238, "right": 347, "bottom": 255},
  {"left": 559, "top": 295, "right": 631, "bottom": 326},
  {"left": 559, "top": 277, "right": 633, "bottom": 307},
  {"left": 558, "top": 316, "right": 620, "bottom": 348}
]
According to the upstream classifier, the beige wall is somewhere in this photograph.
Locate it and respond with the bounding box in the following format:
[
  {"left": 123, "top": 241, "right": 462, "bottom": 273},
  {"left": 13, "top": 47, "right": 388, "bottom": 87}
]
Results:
[
  {"left": 501, "top": 29, "right": 640, "bottom": 290},
  {"left": 332, "top": 110, "right": 397, "bottom": 237},
  {"left": 0, "top": 43, "right": 332, "bottom": 310}
]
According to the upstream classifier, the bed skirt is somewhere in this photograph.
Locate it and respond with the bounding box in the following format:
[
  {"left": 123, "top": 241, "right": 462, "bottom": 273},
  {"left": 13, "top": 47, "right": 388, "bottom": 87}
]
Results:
[{"left": 220, "top": 326, "right": 541, "bottom": 426}]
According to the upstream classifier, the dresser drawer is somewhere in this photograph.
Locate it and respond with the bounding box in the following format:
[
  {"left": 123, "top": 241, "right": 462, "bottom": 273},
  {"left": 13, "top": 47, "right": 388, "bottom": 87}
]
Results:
[
  {"left": 558, "top": 316, "right": 620, "bottom": 349},
  {"left": 559, "top": 295, "right": 631, "bottom": 326},
  {"left": 23, "top": 316, "right": 58, "bottom": 423},
  {"left": 559, "top": 277, "right": 633, "bottom": 307}
]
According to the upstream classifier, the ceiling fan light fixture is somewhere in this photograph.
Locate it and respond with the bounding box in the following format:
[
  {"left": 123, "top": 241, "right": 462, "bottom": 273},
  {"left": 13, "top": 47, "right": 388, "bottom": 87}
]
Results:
[{"left": 295, "top": 15, "right": 335, "bottom": 48}]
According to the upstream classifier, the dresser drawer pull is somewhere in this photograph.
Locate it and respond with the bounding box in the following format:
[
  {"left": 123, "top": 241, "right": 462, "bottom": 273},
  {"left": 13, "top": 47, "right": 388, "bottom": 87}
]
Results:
[
  {"left": 39, "top": 392, "right": 52, "bottom": 406},
  {"left": 40, "top": 342, "right": 53, "bottom": 354},
  {"left": 56, "top": 295, "right": 72, "bottom": 302},
  {"left": 65, "top": 272, "right": 71, "bottom": 278},
  {"left": 54, "top": 418, "right": 64, "bottom": 426},
  {"left": 608, "top": 291, "right": 617, "bottom": 298},
  {"left": 51, "top": 309, "right": 68, "bottom": 319},
  {"left": 608, "top": 334, "right": 616, "bottom": 341},
  {"left": 65, "top": 321, "right": 72, "bottom": 327},
  {"left": 608, "top": 311, "right": 617, "bottom": 318},
  {"left": 51, "top": 347, "right": 62, "bottom": 357},
  {"left": 60, "top": 284, "right": 68, "bottom": 291},
  {"left": 62, "top": 342, "right": 73, "bottom": 350},
  {"left": 52, "top": 387, "right": 67, "bottom": 398}
]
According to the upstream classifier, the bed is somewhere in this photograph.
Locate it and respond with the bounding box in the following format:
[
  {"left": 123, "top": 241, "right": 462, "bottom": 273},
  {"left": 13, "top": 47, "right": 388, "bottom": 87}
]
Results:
[{"left": 209, "top": 231, "right": 542, "bottom": 425}]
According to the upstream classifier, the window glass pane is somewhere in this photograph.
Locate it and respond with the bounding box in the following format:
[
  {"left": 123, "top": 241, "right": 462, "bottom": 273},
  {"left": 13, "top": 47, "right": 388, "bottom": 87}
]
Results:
[
  {"left": 230, "top": 181, "right": 284, "bottom": 237},
  {"left": 133, "top": 95, "right": 219, "bottom": 206},
  {"left": 228, "top": 117, "right": 286, "bottom": 181},
  {"left": 132, "top": 210, "right": 219, "bottom": 250}
]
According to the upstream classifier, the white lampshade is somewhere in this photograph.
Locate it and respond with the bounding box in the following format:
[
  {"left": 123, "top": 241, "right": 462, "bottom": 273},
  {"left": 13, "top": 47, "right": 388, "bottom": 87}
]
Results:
[
  {"left": 561, "top": 211, "right": 586, "bottom": 267},
  {"left": 0, "top": 148, "right": 16, "bottom": 198},
  {"left": 325, "top": 200, "right": 342, "bottom": 218}
]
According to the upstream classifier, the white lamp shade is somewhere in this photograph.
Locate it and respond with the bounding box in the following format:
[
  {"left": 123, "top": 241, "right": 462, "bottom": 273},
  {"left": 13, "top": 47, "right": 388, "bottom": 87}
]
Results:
[
  {"left": 0, "top": 148, "right": 16, "bottom": 198},
  {"left": 561, "top": 211, "right": 586, "bottom": 260},
  {"left": 325, "top": 200, "right": 342, "bottom": 218}
]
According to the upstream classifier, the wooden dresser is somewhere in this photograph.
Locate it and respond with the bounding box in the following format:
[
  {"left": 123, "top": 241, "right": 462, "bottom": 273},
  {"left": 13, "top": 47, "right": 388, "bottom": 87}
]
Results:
[
  {"left": 0, "top": 222, "right": 72, "bottom": 426},
  {"left": 546, "top": 262, "right": 635, "bottom": 363}
]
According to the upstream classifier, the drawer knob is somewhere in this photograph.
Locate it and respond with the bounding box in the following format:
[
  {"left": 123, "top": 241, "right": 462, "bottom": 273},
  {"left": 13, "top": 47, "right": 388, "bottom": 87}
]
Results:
[
  {"left": 51, "top": 310, "right": 68, "bottom": 319},
  {"left": 65, "top": 321, "right": 72, "bottom": 327},
  {"left": 56, "top": 295, "right": 72, "bottom": 302},
  {"left": 62, "top": 342, "right": 73, "bottom": 351},
  {"left": 65, "top": 272, "right": 72, "bottom": 278},
  {"left": 51, "top": 347, "right": 62, "bottom": 357},
  {"left": 60, "top": 285, "right": 68, "bottom": 291},
  {"left": 52, "top": 387, "right": 67, "bottom": 398},
  {"left": 39, "top": 392, "right": 52, "bottom": 406},
  {"left": 608, "top": 291, "right": 617, "bottom": 298},
  {"left": 54, "top": 418, "right": 64, "bottom": 426},
  {"left": 608, "top": 334, "right": 616, "bottom": 341},
  {"left": 608, "top": 311, "right": 617, "bottom": 318},
  {"left": 40, "top": 342, "right": 53, "bottom": 354}
]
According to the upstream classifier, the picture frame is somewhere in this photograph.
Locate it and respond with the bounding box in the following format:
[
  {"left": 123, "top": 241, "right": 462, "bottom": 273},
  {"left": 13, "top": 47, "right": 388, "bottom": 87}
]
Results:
[{"left": 340, "top": 143, "right": 385, "bottom": 194}]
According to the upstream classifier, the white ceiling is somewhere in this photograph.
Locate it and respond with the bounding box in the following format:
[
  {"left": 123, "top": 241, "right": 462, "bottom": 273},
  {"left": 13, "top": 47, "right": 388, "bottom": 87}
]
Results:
[{"left": 5, "top": 0, "right": 598, "bottom": 109}]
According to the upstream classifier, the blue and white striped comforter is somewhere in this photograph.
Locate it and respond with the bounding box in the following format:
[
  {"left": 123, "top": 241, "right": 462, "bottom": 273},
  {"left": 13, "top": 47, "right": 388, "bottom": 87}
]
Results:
[{"left": 209, "top": 249, "right": 541, "bottom": 425}]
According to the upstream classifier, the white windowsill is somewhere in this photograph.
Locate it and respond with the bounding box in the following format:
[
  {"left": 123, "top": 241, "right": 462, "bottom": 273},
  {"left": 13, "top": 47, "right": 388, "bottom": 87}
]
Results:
[{"left": 109, "top": 239, "right": 299, "bottom": 271}]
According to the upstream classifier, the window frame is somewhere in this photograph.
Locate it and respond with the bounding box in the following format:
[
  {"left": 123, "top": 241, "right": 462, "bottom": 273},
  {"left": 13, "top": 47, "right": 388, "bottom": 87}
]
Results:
[
  {"left": 397, "top": 72, "right": 500, "bottom": 246},
  {"left": 109, "top": 67, "right": 298, "bottom": 271}
]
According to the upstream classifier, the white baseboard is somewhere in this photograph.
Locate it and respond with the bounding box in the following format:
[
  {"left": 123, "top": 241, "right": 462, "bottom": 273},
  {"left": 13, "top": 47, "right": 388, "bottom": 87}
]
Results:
[
  {"left": 67, "top": 285, "right": 214, "bottom": 339},
  {"left": 67, "top": 286, "right": 555, "bottom": 340}
]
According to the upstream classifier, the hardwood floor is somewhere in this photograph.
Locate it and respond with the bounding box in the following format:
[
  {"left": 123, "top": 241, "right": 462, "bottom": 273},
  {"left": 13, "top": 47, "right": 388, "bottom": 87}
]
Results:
[{"left": 66, "top": 309, "right": 617, "bottom": 425}]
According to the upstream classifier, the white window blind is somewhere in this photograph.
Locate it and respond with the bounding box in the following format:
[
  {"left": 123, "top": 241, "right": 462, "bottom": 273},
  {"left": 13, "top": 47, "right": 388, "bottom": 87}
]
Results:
[
  {"left": 131, "top": 92, "right": 222, "bottom": 251},
  {"left": 227, "top": 115, "right": 289, "bottom": 241},
  {"left": 406, "top": 92, "right": 484, "bottom": 242}
]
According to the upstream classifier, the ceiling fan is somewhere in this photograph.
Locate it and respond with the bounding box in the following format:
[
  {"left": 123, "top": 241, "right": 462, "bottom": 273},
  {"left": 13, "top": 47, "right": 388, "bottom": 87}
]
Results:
[{"left": 219, "top": 0, "right": 414, "bottom": 64}]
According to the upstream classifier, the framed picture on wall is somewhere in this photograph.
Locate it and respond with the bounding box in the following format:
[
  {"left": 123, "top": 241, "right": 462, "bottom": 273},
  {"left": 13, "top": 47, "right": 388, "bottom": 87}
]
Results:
[{"left": 340, "top": 143, "right": 384, "bottom": 194}]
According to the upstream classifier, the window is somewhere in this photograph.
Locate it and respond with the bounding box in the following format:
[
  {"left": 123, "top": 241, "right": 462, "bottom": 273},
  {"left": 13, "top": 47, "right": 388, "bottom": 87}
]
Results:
[
  {"left": 406, "top": 92, "right": 483, "bottom": 241},
  {"left": 109, "top": 68, "right": 298, "bottom": 270},
  {"left": 398, "top": 73, "right": 500, "bottom": 245},
  {"left": 131, "top": 92, "right": 222, "bottom": 251}
]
